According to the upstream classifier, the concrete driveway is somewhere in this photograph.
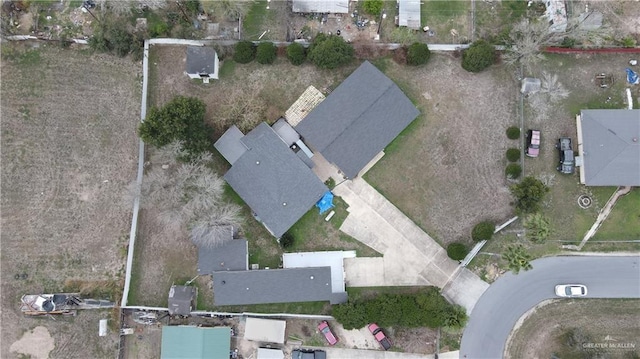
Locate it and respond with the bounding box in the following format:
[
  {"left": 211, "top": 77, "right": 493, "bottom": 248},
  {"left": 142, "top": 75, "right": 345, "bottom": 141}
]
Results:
[{"left": 333, "top": 178, "right": 488, "bottom": 313}]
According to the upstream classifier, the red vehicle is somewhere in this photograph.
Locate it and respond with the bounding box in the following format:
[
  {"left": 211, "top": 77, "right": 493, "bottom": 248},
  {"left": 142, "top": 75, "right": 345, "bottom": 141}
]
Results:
[
  {"left": 317, "top": 320, "right": 338, "bottom": 346},
  {"left": 368, "top": 323, "right": 392, "bottom": 350},
  {"left": 526, "top": 129, "right": 541, "bottom": 158}
]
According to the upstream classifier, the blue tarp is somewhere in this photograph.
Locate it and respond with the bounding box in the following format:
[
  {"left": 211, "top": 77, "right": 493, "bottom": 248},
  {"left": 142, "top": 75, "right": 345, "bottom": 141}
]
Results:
[
  {"left": 316, "top": 191, "right": 334, "bottom": 214},
  {"left": 626, "top": 68, "right": 639, "bottom": 85}
]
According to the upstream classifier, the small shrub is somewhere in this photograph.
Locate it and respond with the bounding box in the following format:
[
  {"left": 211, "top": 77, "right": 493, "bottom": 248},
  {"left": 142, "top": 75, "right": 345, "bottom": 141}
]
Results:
[
  {"left": 619, "top": 37, "right": 637, "bottom": 48},
  {"left": 406, "top": 42, "right": 431, "bottom": 66},
  {"left": 506, "top": 126, "right": 520, "bottom": 140},
  {"left": 506, "top": 163, "right": 522, "bottom": 179},
  {"left": 560, "top": 37, "right": 576, "bottom": 48},
  {"left": 233, "top": 40, "right": 255, "bottom": 63},
  {"left": 286, "top": 42, "right": 306, "bottom": 65},
  {"left": 510, "top": 177, "right": 550, "bottom": 213},
  {"left": 461, "top": 40, "right": 495, "bottom": 72},
  {"left": 447, "top": 243, "right": 469, "bottom": 260},
  {"left": 308, "top": 33, "right": 354, "bottom": 69},
  {"left": 506, "top": 148, "right": 520, "bottom": 162},
  {"left": 256, "top": 42, "right": 277, "bottom": 64},
  {"left": 472, "top": 221, "right": 494, "bottom": 241},
  {"left": 280, "top": 232, "right": 295, "bottom": 249}
]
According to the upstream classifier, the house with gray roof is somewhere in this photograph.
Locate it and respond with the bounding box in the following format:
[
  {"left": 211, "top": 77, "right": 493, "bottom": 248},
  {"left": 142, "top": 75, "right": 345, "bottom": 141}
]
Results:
[
  {"left": 192, "top": 226, "right": 248, "bottom": 273},
  {"left": 212, "top": 267, "right": 347, "bottom": 306},
  {"left": 186, "top": 46, "right": 219, "bottom": 82},
  {"left": 292, "top": 0, "right": 349, "bottom": 14},
  {"left": 214, "top": 122, "right": 328, "bottom": 238},
  {"left": 398, "top": 0, "right": 421, "bottom": 30},
  {"left": 167, "top": 285, "right": 196, "bottom": 316},
  {"left": 577, "top": 109, "right": 640, "bottom": 186},
  {"left": 295, "top": 61, "right": 420, "bottom": 179}
]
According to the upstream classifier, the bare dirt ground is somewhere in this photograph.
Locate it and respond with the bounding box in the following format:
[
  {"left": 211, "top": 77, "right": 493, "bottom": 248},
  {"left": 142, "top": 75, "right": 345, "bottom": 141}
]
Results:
[
  {"left": 506, "top": 299, "right": 640, "bottom": 359},
  {"left": 365, "top": 54, "right": 517, "bottom": 245},
  {"left": 1, "top": 42, "right": 140, "bottom": 358}
]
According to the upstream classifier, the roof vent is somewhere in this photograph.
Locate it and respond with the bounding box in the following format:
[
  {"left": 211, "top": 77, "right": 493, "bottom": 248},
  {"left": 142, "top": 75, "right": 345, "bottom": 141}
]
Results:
[
  {"left": 633, "top": 138, "right": 638, "bottom": 142},
  {"left": 310, "top": 276, "right": 314, "bottom": 280},
  {"left": 256, "top": 161, "right": 260, "bottom": 165},
  {"left": 283, "top": 202, "right": 287, "bottom": 206}
]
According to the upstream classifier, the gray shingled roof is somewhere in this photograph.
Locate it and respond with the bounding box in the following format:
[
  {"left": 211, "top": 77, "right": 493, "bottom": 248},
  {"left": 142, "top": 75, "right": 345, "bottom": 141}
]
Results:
[
  {"left": 197, "top": 239, "right": 248, "bottom": 274},
  {"left": 295, "top": 61, "right": 420, "bottom": 179},
  {"left": 221, "top": 123, "right": 328, "bottom": 237},
  {"left": 168, "top": 285, "right": 196, "bottom": 316},
  {"left": 398, "top": 0, "right": 421, "bottom": 29},
  {"left": 212, "top": 267, "right": 347, "bottom": 306},
  {"left": 186, "top": 46, "right": 217, "bottom": 75},
  {"left": 292, "top": 0, "right": 349, "bottom": 13},
  {"left": 214, "top": 125, "right": 247, "bottom": 165},
  {"left": 580, "top": 110, "right": 640, "bottom": 186}
]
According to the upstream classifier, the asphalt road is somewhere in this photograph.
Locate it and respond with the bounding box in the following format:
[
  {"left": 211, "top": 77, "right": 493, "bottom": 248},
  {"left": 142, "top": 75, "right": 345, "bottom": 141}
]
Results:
[{"left": 460, "top": 255, "right": 640, "bottom": 359}]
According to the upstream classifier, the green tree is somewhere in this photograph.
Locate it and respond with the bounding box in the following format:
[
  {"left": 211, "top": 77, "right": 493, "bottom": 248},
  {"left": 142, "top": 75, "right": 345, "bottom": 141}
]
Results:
[
  {"left": 472, "top": 221, "right": 494, "bottom": 241},
  {"left": 256, "top": 42, "right": 276, "bottom": 64},
  {"left": 286, "top": 42, "right": 306, "bottom": 65},
  {"left": 506, "top": 148, "right": 520, "bottom": 162},
  {"left": 447, "top": 243, "right": 469, "bottom": 260},
  {"left": 406, "top": 42, "right": 431, "bottom": 66},
  {"left": 233, "top": 40, "right": 255, "bottom": 63},
  {"left": 308, "top": 33, "right": 354, "bottom": 69},
  {"left": 524, "top": 213, "right": 551, "bottom": 243},
  {"left": 279, "top": 231, "right": 295, "bottom": 249},
  {"left": 362, "top": 0, "right": 383, "bottom": 15},
  {"left": 510, "top": 176, "right": 550, "bottom": 213},
  {"left": 502, "top": 244, "right": 533, "bottom": 274},
  {"left": 506, "top": 126, "right": 521, "bottom": 139},
  {"left": 461, "top": 40, "right": 496, "bottom": 73},
  {"left": 505, "top": 163, "right": 522, "bottom": 179},
  {"left": 138, "top": 96, "right": 212, "bottom": 158}
]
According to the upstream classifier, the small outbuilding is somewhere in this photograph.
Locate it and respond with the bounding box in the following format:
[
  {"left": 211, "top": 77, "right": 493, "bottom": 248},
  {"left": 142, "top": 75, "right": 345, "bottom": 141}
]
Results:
[
  {"left": 186, "top": 46, "right": 219, "bottom": 82},
  {"left": 167, "top": 285, "right": 196, "bottom": 316},
  {"left": 244, "top": 318, "right": 287, "bottom": 344}
]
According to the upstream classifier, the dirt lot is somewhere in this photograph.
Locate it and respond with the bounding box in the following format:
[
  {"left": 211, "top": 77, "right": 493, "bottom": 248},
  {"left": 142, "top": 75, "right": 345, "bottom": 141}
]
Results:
[
  {"left": 365, "top": 54, "right": 517, "bottom": 245},
  {"left": 506, "top": 299, "right": 640, "bottom": 359},
  {"left": 1, "top": 42, "right": 140, "bottom": 358}
]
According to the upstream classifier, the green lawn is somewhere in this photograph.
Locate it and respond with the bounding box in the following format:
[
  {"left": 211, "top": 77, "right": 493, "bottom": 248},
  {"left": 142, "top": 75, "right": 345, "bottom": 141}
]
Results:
[
  {"left": 421, "top": 0, "right": 470, "bottom": 42},
  {"left": 243, "top": 0, "right": 273, "bottom": 40},
  {"left": 592, "top": 188, "right": 640, "bottom": 241}
]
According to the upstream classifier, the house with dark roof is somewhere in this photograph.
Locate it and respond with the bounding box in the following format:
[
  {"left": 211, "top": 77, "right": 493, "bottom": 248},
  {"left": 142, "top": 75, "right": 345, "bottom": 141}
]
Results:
[
  {"left": 167, "top": 285, "right": 196, "bottom": 316},
  {"left": 214, "top": 122, "right": 328, "bottom": 238},
  {"left": 161, "top": 326, "right": 230, "bottom": 359},
  {"left": 192, "top": 226, "right": 249, "bottom": 273},
  {"left": 398, "top": 0, "right": 421, "bottom": 30},
  {"left": 212, "top": 267, "right": 347, "bottom": 306},
  {"left": 577, "top": 109, "right": 640, "bottom": 186},
  {"left": 292, "top": 0, "right": 349, "bottom": 14},
  {"left": 295, "top": 61, "right": 420, "bottom": 179},
  {"left": 186, "top": 46, "right": 219, "bottom": 83}
]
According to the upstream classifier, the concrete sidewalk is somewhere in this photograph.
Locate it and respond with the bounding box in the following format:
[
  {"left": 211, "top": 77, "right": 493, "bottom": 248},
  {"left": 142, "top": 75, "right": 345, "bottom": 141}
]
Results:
[
  {"left": 333, "top": 178, "right": 488, "bottom": 313},
  {"left": 319, "top": 347, "right": 456, "bottom": 359}
]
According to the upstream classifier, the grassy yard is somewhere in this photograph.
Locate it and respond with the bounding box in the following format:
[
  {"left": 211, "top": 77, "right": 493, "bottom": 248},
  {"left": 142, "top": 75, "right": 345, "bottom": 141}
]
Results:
[
  {"left": 506, "top": 299, "right": 640, "bottom": 359},
  {"left": 421, "top": 0, "right": 471, "bottom": 43}
]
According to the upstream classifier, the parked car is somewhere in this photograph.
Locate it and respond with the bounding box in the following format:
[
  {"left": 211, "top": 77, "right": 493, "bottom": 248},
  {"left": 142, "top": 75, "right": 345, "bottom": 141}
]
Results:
[
  {"left": 556, "top": 137, "right": 575, "bottom": 174},
  {"left": 317, "top": 321, "right": 338, "bottom": 346},
  {"left": 526, "top": 129, "right": 541, "bottom": 158},
  {"left": 555, "top": 284, "right": 588, "bottom": 297},
  {"left": 368, "top": 323, "right": 392, "bottom": 350},
  {"left": 292, "top": 349, "right": 326, "bottom": 359}
]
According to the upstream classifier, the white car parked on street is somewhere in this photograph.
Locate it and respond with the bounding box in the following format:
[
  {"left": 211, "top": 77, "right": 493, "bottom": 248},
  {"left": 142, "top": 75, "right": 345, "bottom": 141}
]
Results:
[{"left": 555, "top": 284, "right": 588, "bottom": 297}]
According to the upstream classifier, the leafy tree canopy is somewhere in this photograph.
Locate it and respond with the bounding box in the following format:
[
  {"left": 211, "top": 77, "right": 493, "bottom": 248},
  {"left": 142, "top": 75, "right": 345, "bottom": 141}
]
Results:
[
  {"left": 138, "top": 96, "right": 212, "bottom": 159},
  {"left": 406, "top": 42, "right": 431, "bottom": 66},
  {"left": 510, "top": 176, "right": 550, "bottom": 213},
  {"left": 287, "top": 42, "right": 306, "bottom": 65},
  {"left": 308, "top": 33, "right": 354, "bottom": 69},
  {"left": 461, "top": 40, "right": 496, "bottom": 72}
]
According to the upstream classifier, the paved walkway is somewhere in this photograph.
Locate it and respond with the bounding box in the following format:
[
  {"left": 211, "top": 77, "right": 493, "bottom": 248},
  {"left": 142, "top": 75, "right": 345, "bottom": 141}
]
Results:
[
  {"left": 316, "top": 347, "right": 458, "bottom": 359},
  {"left": 333, "top": 178, "right": 488, "bottom": 314}
]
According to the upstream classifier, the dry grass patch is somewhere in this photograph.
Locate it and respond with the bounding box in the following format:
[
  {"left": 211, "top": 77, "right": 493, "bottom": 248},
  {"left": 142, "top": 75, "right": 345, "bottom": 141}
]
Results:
[{"left": 1, "top": 42, "right": 140, "bottom": 358}]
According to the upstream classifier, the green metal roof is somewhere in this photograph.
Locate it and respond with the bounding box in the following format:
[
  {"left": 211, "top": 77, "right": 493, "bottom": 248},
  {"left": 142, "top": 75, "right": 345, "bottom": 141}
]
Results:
[{"left": 161, "top": 326, "right": 231, "bottom": 359}]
